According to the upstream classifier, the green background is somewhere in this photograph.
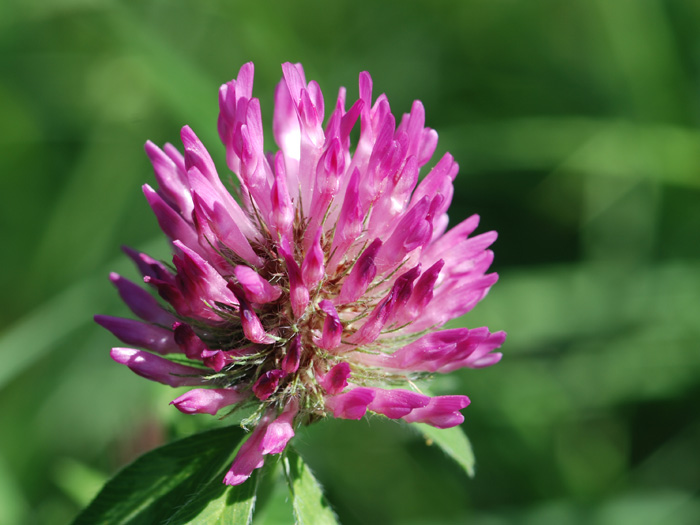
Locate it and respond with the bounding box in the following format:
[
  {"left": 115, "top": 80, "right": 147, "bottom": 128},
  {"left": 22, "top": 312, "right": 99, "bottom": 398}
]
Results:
[{"left": 1, "top": 0, "right": 699, "bottom": 523}]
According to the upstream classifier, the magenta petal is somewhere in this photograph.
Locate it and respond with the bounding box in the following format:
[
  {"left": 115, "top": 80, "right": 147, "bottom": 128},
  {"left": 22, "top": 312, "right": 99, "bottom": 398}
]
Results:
[
  {"left": 144, "top": 140, "right": 193, "bottom": 221},
  {"left": 223, "top": 416, "right": 269, "bottom": 485},
  {"left": 228, "top": 284, "right": 275, "bottom": 344},
  {"left": 241, "top": 308, "right": 275, "bottom": 344},
  {"left": 376, "top": 196, "right": 432, "bottom": 274},
  {"left": 367, "top": 388, "right": 430, "bottom": 419},
  {"left": 384, "top": 265, "right": 421, "bottom": 325},
  {"left": 319, "top": 362, "right": 351, "bottom": 395},
  {"left": 122, "top": 246, "right": 175, "bottom": 285},
  {"left": 273, "top": 76, "right": 301, "bottom": 165},
  {"left": 355, "top": 327, "right": 506, "bottom": 374},
  {"left": 336, "top": 238, "right": 381, "bottom": 304},
  {"left": 436, "top": 330, "right": 507, "bottom": 372},
  {"left": 253, "top": 369, "right": 285, "bottom": 401},
  {"left": 201, "top": 349, "right": 227, "bottom": 372},
  {"left": 325, "top": 387, "right": 375, "bottom": 420},
  {"left": 109, "top": 273, "right": 175, "bottom": 326},
  {"left": 402, "top": 395, "right": 471, "bottom": 428},
  {"left": 172, "top": 240, "right": 238, "bottom": 319},
  {"left": 317, "top": 300, "right": 343, "bottom": 351},
  {"left": 223, "top": 401, "right": 297, "bottom": 486},
  {"left": 401, "top": 260, "right": 444, "bottom": 321},
  {"left": 301, "top": 228, "right": 325, "bottom": 288},
  {"left": 269, "top": 152, "right": 295, "bottom": 239},
  {"left": 279, "top": 240, "right": 310, "bottom": 318},
  {"left": 173, "top": 322, "right": 208, "bottom": 360},
  {"left": 110, "top": 348, "right": 203, "bottom": 387},
  {"left": 260, "top": 398, "right": 298, "bottom": 454},
  {"left": 281, "top": 335, "right": 302, "bottom": 375},
  {"left": 416, "top": 273, "right": 499, "bottom": 330},
  {"left": 469, "top": 352, "right": 503, "bottom": 368},
  {"left": 142, "top": 184, "right": 199, "bottom": 254},
  {"left": 329, "top": 168, "right": 365, "bottom": 269},
  {"left": 348, "top": 289, "right": 396, "bottom": 345},
  {"left": 234, "top": 265, "right": 282, "bottom": 304},
  {"left": 170, "top": 388, "right": 246, "bottom": 415},
  {"left": 188, "top": 167, "right": 263, "bottom": 266}
]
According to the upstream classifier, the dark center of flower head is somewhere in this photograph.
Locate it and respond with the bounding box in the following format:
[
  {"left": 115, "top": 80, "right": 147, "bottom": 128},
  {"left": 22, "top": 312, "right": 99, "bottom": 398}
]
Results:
[{"left": 183, "top": 204, "right": 428, "bottom": 427}]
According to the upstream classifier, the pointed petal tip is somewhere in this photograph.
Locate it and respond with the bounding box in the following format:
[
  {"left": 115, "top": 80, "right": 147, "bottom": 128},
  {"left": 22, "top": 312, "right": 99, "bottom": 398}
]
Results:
[
  {"left": 223, "top": 471, "right": 250, "bottom": 486},
  {"left": 109, "top": 347, "right": 138, "bottom": 364}
]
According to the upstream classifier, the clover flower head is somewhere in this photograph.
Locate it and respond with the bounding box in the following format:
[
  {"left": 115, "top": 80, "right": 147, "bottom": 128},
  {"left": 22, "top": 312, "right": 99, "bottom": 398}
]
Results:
[{"left": 96, "top": 62, "right": 506, "bottom": 485}]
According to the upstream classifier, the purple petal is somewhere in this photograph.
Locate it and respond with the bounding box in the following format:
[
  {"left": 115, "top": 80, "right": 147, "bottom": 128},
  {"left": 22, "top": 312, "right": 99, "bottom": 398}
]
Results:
[
  {"left": 95, "top": 315, "right": 177, "bottom": 355},
  {"left": 110, "top": 348, "right": 203, "bottom": 387},
  {"left": 108, "top": 272, "right": 174, "bottom": 326},
  {"left": 173, "top": 322, "right": 208, "bottom": 360}
]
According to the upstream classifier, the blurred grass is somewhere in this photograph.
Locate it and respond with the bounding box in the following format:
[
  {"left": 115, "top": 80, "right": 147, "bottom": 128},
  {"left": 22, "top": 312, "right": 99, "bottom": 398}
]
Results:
[{"left": 1, "top": 0, "right": 700, "bottom": 523}]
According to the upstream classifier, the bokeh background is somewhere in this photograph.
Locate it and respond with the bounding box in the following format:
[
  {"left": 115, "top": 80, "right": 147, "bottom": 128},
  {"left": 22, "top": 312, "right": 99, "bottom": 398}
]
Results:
[{"left": 2, "top": 0, "right": 700, "bottom": 523}]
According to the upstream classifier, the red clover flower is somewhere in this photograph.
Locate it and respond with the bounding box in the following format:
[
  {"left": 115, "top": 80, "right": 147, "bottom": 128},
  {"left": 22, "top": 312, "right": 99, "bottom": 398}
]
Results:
[{"left": 96, "top": 62, "right": 506, "bottom": 485}]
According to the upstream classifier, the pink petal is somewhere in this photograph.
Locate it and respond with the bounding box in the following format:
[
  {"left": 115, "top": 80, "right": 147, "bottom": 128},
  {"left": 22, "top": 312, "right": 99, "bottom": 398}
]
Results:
[
  {"left": 316, "top": 300, "right": 343, "bottom": 351},
  {"left": 144, "top": 140, "right": 193, "bottom": 221},
  {"left": 170, "top": 388, "right": 246, "bottom": 415},
  {"left": 269, "top": 151, "right": 295, "bottom": 240},
  {"left": 279, "top": 240, "right": 309, "bottom": 318},
  {"left": 335, "top": 238, "right": 381, "bottom": 304},
  {"left": 301, "top": 228, "right": 325, "bottom": 289},
  {"left": 223, "top": 416, "right": 269, "bottom": 485},
  {"left": 228, "top": 284, "right": 275, "bottom": 344},
  {"left": 325, "top": 387, "right": 375, "bottom": 420},
  {"left": 281, "top": 335, "right": 302, "bottom": 375},
  {"left": 260, "top": 398, "right": 298, "bottom": 454},
  {"left": 172, "top": 240, "right": 238, "bottom": 320},
  {"left": 142, "top": 184, "right": 200, "bottom": 255},
  {"left": 234, "top": 265, "right": 282, "bottom": 304},
  {"left": 367, "top": 388, "right": 430, "bottom": 419},
  {"left": 318, "top": 362, "right": 351, "bottom": 395},
  {"left": 402, "top": 395, "right": 471, "bottom": 428}
]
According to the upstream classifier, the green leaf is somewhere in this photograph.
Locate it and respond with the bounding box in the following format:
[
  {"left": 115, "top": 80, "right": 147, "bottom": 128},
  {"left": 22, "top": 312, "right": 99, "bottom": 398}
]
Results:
[
  {"left": 283, "top": 449, "right": 338, "bottom": 525},
  {"left": 414, "top": 423, "right": 476, "bottom": 477},
  {"left": 73, "top": 425, "right": 257, "bottom": 525}
]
